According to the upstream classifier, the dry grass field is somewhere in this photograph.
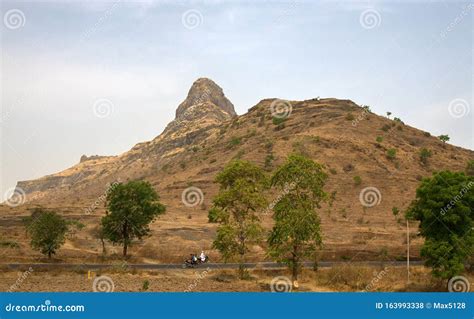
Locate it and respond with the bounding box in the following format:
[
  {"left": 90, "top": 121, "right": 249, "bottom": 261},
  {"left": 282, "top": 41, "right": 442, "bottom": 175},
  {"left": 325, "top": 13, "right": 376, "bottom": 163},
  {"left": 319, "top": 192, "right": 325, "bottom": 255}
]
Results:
[{"left": 3, "top": 266, "right": 472, "bottom": 293}]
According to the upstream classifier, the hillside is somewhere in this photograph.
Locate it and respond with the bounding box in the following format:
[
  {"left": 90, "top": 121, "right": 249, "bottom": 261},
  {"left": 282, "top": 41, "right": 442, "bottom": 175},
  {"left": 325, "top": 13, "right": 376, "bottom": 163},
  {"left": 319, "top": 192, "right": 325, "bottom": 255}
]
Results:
[{"left": 1, "top": 78, "right": 473, "bottom": 263}]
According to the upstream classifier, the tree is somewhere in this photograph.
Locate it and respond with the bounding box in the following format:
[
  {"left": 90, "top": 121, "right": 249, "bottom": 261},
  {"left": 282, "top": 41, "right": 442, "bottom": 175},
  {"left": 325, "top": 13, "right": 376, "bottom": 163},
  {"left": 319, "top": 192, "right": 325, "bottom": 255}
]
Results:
[
  {"left": 92, "top": 225, "right": 107, "bottom": 256},
  {"left": 268, "top": 154, "right": 328, "bottom": 286},
  {"left": 28, "top": 209, "right": 68, "bottom": 259},
  {"left": 406, "top": 171, "right": 474, "bottom": 280},
  {"left": 102, "top": 180, "right": 165, "bottom": 257},
  {"left": 208, "top": 160, "right": 268, "bottom": 278},
  {"left": 386, "top": 111, "right": 392, "bottom": 119},
  {"left": 438, "top": 135, "right": 450, "bottom": 143}
]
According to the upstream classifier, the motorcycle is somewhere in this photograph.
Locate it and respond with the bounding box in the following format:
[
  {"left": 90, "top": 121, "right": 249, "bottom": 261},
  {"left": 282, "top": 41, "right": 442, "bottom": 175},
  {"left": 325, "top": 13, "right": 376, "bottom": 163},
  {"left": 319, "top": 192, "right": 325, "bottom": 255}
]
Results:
[{"left": 183, "top": 255, "right": 209, "bottom": 268}]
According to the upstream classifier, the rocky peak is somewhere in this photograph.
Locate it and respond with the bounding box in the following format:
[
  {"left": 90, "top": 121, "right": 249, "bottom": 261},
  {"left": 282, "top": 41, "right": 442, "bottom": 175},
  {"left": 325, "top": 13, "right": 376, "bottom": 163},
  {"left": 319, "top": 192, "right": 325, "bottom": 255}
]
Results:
[{"left": 175, "top": 78, "right": 236, "bottom": 120}]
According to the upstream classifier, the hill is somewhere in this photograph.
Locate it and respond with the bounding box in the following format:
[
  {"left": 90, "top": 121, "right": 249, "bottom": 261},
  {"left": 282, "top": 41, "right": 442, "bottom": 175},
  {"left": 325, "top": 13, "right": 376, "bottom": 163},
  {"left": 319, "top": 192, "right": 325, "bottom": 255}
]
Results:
[{"left": 1, "top": 78, "right": 472, "bottom": 263}]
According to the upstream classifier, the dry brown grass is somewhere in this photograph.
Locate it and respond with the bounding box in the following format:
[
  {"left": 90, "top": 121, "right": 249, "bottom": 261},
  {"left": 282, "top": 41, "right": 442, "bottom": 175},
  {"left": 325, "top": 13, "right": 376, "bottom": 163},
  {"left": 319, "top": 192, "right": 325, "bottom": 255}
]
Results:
[{"left": 1, "top": 266, "right": 472, "bottom": 292}]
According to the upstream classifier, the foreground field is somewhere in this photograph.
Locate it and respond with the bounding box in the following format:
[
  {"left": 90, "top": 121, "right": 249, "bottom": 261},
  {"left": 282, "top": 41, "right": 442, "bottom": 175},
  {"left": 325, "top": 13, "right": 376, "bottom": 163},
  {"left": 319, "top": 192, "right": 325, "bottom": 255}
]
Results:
[{"left": 2, "top": 266, "right": 472, "bottom": 292}]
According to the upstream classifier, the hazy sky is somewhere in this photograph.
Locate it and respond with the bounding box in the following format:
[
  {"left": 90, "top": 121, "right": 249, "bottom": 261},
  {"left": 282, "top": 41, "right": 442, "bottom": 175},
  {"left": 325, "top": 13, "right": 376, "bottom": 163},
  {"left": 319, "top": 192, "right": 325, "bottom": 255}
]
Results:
[{"left": 1, "top": 0, "right": 472, "bottom": 198}]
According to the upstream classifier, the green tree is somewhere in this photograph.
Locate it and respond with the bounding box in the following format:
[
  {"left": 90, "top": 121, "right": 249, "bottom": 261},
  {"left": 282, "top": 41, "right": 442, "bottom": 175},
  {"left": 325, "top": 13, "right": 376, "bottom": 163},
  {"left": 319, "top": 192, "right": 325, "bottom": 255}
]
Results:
[
  {"left": 28, "top": 209, "right": 68, "bottom": 259},
  {"left": 102, "top": 181, "right": 165, "bottom": 257},
  {"left": 438, "top": 135, "right": 450, "bottom": 143},
  {"left": 406, "top": 171, "right": 474, "bottom": 279},
  {"left": 268, "top": 154, "right": 328, "bottom": 285},
  {"left": 386, "top": 111, "right": 392, "bottom": 119},
  {"left": 208, "top": 160, "right": 268, "bottom": 279}
]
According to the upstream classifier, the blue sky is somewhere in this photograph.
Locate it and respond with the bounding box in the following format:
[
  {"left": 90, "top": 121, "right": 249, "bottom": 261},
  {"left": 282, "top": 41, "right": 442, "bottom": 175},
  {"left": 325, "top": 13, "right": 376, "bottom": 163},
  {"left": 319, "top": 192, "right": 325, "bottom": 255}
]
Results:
[{"left": 1, "top": 0, "right": 472, "bottom": 197}]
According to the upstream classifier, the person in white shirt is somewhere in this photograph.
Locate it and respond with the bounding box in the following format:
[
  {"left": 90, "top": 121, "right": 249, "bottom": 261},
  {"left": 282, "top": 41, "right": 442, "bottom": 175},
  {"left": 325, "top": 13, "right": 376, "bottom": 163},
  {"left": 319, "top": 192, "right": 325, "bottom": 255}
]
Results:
[{"left": 200, "top": 251, "right": 206, "bottom": 262}]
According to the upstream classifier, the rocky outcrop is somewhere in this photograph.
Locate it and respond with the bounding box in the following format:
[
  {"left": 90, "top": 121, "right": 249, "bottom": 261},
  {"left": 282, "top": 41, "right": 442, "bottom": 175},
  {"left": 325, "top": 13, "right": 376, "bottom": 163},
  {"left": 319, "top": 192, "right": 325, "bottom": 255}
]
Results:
[
  {"left": 79, "top": 155, "right": 111, "bottom": 163},
  {"left": 175, "top": 77, "right": 236, "bottom": 120}
]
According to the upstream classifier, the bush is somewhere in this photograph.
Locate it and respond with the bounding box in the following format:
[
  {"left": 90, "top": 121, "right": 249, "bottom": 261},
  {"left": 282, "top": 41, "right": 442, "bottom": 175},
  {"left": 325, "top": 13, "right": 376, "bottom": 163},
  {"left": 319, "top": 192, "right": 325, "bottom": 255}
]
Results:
[
  {"left": 393, "top": 117, "right": 404, "bottom": 124},
  {"left": 386, "top": 148, "right": 397, "bottom": 160},
  {"left": 0, "top": 240, "right": 20, "bottom": 248},
  {"left": 345, "top": 113, "right": 355, "bottom": 121},
  {"left": 343, "top": 164, "right": 354, "bottom": 172},
  {"left": 376, "top": 136, "right": 383, "bottom": 143},
  {"left": 264, "top": 154, "right": 274, "bottom": 170},
  {"left": 392, "top": 207, "right": 399, "bottom": 216},
  {"left": 419, "top": 148, "right": 432, "bottom": 165},
  {"left": 228, "top": 137, "right": 241, "bottom": 148},
  {"left": 272, "top": 117, "right": 286, "bottom": 126},
  {"left": 353, "top": 176, "right": 362, "bottom": 186},
  {"left": 381, "top": 124, "right": 391, "bottom": 132}
]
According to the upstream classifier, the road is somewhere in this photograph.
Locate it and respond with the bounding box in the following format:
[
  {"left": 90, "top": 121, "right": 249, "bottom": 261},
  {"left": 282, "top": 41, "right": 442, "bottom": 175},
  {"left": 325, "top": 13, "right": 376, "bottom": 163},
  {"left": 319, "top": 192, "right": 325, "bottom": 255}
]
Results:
[{"left": 2, "top": 260, "right": 422, "bottom": 270}]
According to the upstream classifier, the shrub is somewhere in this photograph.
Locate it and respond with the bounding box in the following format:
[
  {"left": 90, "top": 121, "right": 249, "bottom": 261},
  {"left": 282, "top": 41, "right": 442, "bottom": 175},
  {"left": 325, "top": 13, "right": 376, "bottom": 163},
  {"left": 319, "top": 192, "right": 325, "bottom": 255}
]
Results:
[
  {"left": 272, "top": 117, "right": 286, "bottom": 126},
  {"left": 376, "top": 136, "right": 383, "bottom": 143},
  {"left": 353, "top": 175, "right": 362, "bottom": 186},
  {"left": 264, "top": 154, "right": 274, "bottom": 170},
  {"left": 343, "top": 163, "right": 354, "bottom": 172},
  {"left": 423, "top": 132, "right": 431, "bottom": 137},
  {"left": 392, "top": 207, "right": 399, "bottom": 216},
  {"left": 386, "top": 148, "right": 397, "bottom": 160},
  {"left": 381, "top": 124, "right": 391, "bottom": 132},
  {"left": 393, "top": 117, "right": 404, "bottom": 124},
  {"left": 228, "top": 136, "right": 241, "bottom": 148},
  {"left": 345, "top": 113, "right": 355, "bottom": 121},
  {"left": 419, "top": 148, "right": 432, "bottom": 165}
]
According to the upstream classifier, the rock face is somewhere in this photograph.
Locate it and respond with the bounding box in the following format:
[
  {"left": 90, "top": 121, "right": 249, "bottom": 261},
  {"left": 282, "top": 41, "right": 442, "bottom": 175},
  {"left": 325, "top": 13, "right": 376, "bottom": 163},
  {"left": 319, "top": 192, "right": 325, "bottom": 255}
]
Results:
[
  {"left": 175, "top": 78, "right": 236, "bottom": 120},
  {"left": 162, "top": 78, "right": 236, "bottom": 137}
]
